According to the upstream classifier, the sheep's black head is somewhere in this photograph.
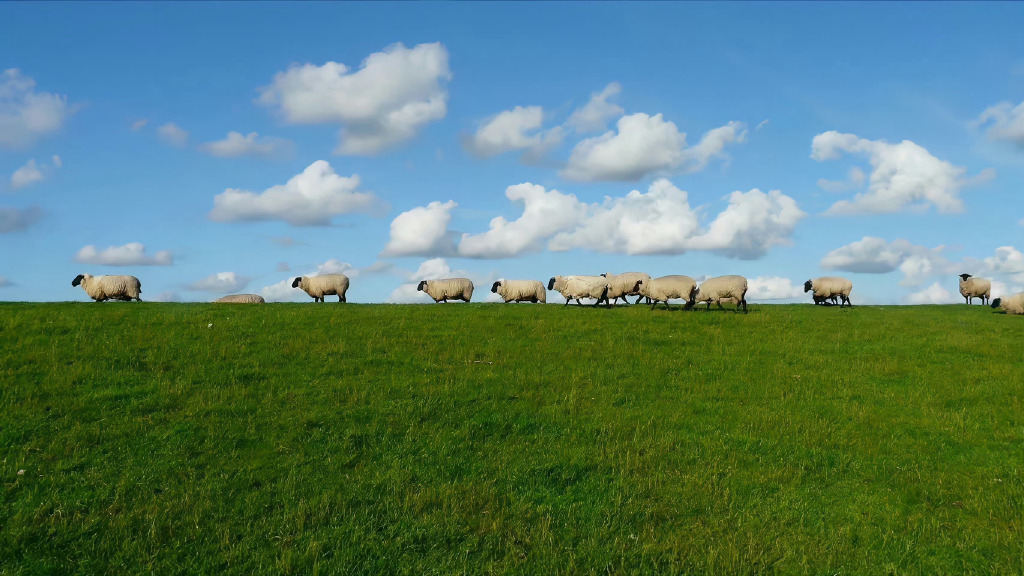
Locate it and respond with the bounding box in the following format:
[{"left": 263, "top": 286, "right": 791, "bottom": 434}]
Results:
[
  {"left": 991, "top": 298, "right": 1001, "bottom": 308},
  {"left": 291, "top": 277, "right": 302, "bottom": 288},
  {"left": 547, "top": 277, "right": 556, "bottom": 290},
  {"left": 803, "top": 280, "right": 813, "bottom": 292},
  {"left": 632, "top": 279, "right": 643, "bottom": 292},
  {"left": 959, "top": 273, "right": 972, "bottom": 281},
  {"left": 490, "top": 281, "right": 501, "bottom": 293},
  {"left": 71, "top": 274, "right": 84, "bottom": 287},
  {"left": 600, "top": 273, "right": 607, "bottom": 277},
  {"left": 417, "top": 280, "right": 427, "bottom": 292}
]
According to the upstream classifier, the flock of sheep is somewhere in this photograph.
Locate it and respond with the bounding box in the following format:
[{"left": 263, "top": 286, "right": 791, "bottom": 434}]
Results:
[{"left": 68, "top": 271, "right": 1023, "bottom": 314}]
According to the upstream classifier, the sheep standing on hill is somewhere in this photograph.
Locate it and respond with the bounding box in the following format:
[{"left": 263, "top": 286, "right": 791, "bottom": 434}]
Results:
[
  {"left": 547, "top": 275, "right": 609, "bottom": 307},
  {"left": 804, "top": 277, "right": 853, "bottom": 307},
  {"left": 958, "top": 274, "right": 991, "bottom": 305},
  {"left": 691, "top": 275, "right": 748, "bottom": 313},
  {"left": 292, "top": 274, "right": 350, "bottom": 302},
  {"left": 991, "top": 292, "right": 1024, "bottom": 315},
  {"left": 418, "top": 278, "right": 474, "bottom": 303},
  {"left": 215, "top": 294, "right": 265, "bottom": 303},
  {"left": 491, "top": 279, "right": 546, "bottom": 303},
  {"left": 602, "top": 272, "right": 651, "bottom": 305},
  {"left": 71, "top": 274, "right": 142, "bottom": 302},
  {"left": 634, "top": 275, "right": 697, "bottom": 309}
]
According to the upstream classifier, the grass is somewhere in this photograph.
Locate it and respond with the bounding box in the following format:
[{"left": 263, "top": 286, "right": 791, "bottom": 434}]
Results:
[{"left": 1, "top": 302, "right": 1022, "bottom": 575}]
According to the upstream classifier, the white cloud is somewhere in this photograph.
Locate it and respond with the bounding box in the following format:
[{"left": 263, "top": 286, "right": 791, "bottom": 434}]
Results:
[
  {"left": 9, "top": 155, "right": 61, "bottom": 190},
  {"left": 463, "top": 106, "right": 545, "bottom": 157},
  {"left": 209, "top": 160, "right": 378, "bottom": 226},
  {"left": 0, "top": 69, "right": 75, "bottom": 149},
  {"left": 566, "top": 82, "right": 624, "bottom": 133},
  {"left": 381, "top": 200, "right": 457, "bottom": 257},
  {"left": 975, "top": 100, "right": 1024, "bottom": 146},
  {"left": 685, "top": 189, "right": 805, "bottom": 259},
  {"left": 811, "top": 131, "right": 977, "bottom": 214},
  {"left": 199, "top": 131, "right": 294, "bottom": 158},
  {"left": 904, "top": 283, "right": 959, "bottom": 305},
  {"left": 982, "top": 246, "right": 1024, "bottom": 285},
  {"left": 157, "top": 122, "right": 189, "bottom": 148},
  {"left": 460, "top": 183, "right": 586, "bottom": 259},
  {"left": 75, "top": 243, "right": 173, "bottom": 266},
  {"left": 820, "top": 236, "right": 951, "bottom": 286},
  {"left": 0, "top": 276, "right": 12, "bottom": 287},
  {"left": 186, "top": 271, "right": 249, "bottom": 293},
  {"left": 747, "top": 276, "right": 805, "bottom": 300},
  {"left": 561, "top": 114, "right": 745, "bottom": 182},
  {"left": 257, "top": 42, "right": 451, "bottom": 155},
  {"left": 0, "top": 206, "right": 42, "bottom": 233},
  {"left": 131, "top": 119, "right": 148, "bottom": 131},
  {"left": 756, "top": 119, "right": 770, "bottom": 130}
]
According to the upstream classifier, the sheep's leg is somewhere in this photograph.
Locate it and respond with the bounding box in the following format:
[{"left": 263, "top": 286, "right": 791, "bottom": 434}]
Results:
[
  {"left": 563, "top": 299, "right": 570, "bottom": 307},
  {"left": 741, "top": 299, "right": 748, "bottom": 314},
  {"left": 339, "top": 295, "right": 346, "bottom": 303}
]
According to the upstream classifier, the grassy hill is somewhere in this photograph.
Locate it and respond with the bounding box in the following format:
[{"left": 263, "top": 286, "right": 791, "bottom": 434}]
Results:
[{"left": 1, "top": 302, "right": 1021, "bottom": 574}]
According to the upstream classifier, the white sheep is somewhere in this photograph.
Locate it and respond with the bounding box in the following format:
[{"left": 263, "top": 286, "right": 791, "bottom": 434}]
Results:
[
  {"left": 958, "top": 274, "right": 991, "bottom": 305},
  {"left": 417, "top": 278, "right": 474, "bottom": 303},
  {"left": 71, "top": 274, "right": 142, "bottom": 302},
  {"left": 602, "top": 272, "right": 651, "bottom": 305},
  {"left": 804, "top": 276, "right": 853, "bottom": 307},
  {"left": 635, "top": 275, "right": 697, "bottom": 309},
  {"left": 215, "top": 294, "right": 265, "bottom": 303},
  {"left": 547, "top": 275, "right": 609, "bottom": 307},
  {"left": 991, "top": 292, "right": 1024, "bottom": 315},
  {"left": 292, "top": 274, "right": 350, "bottom": 302},
  {"left": 490, "top": 279, "right": 546, "bottom": 303},
  {"left": 692, "top": 275, "right": 748, "bottom": 313}
]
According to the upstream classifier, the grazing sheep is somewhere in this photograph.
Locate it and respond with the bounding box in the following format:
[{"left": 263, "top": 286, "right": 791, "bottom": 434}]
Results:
[
  {"left": 418, "top": 278, "right": 474, "bottom": 303},
  {"left": 292, "top": 274, "right": 350, "bottom": 302},
  {"left": 547, "top": 275, "right": 609, "bottom": 307},
  {"left": 958, "top": 274, "right": 991, "bottom": 305},
  {"left": 634, "top": 275, "right": 698, "bottom": 309},
  {"left": 215, "top": 294, "right": 265, "bottom": 303},
  {"left": 804, "top": 276, "right": 853, "bottom": 307},
  {"left": 491, "top": 279, "right": 546, "bottom": 303},
  {"left": 602, "top": 272, "right": 651, "bottom": 305},
  {"left": 991, "top": 292, "right": 1024, "bottom": 315},
  {"left": 71, "top": 274, "right": 142, "bottom": 302},
  {"left": 692, "top": 275, "right": 748, "bottom": 313}
]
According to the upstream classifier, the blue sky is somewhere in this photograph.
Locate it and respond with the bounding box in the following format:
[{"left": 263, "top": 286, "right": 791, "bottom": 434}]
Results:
[{"left": 2, "top": 2, "right": 1023, "bottom": 303}]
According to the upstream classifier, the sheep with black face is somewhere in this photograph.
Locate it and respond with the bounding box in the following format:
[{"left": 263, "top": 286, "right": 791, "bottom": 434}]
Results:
[
  {"left": 490, "top": 279, "right": 546, "bottom": 303},
  {"left": 72, "top": 274, "right": 142, "bottom": 302},
  {"left": 292, "top": 274, "right": 349, "bottom": 302},
  {"left": 417, "top": 278, "right": 474, "bottom": 303}
]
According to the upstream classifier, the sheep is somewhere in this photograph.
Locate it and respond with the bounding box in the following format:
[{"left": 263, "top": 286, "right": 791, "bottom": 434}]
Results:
[
  {"left": 71, "top": 274, "right": 142, "bottom": 302},
  {"left": 215, "top": 294, "right": 265, "bottom": 304},
  {"left": 991, "top": 292, "right": 1024, "bottom": 315},
  {"left": 958, "top": 274, "right": 991, "bottom": 305},
  {"left": 692, "top": 275, "right": 748, "bottom": 313},
  {"left": 634, "top": 275, "right": 698, "bottom": 309},
  {"left": 490, "top": 279, "right": 546, "bottom": 303},
  {"left": 804, "top": 277, "right": 853, "bottom": 307},
  {"left": 547, "top": 275, "right": 609, "bottom": 307},
  {"left": 417, "top": 278, "right": 474, "bottom": 303},
  {"left": 602, "top": 272, "right": 651, "bottom": 305},
  {"left": 292, "top": 274, "right": 349, "bottom": 302}
]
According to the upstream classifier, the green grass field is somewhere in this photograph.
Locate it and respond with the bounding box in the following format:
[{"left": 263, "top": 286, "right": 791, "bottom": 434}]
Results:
[{"left": 1, "top": 302, "right": 1022, "bottom": 574}]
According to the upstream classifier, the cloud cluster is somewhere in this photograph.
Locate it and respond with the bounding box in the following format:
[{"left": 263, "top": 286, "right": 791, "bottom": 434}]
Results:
[
  {"left": 0, "top": 206, "right": 42, "bottom": 233},
  {"left": 975, "top": 99, "right": 1024, "bottom": 146},
  {"left": 199, "top": 131, "right": 293, "bottom": 158},
  {"left": 74, "top": 242, "right": 174, "bottom": 266},
  {"left": 381, "top": 200, "right": 457, "bottom": 257},
  {"left": 186, "top": 271, "right": 249, "bottom": 293},
  {"left": 8, "top": 155, "right": 61, "bottom": 190},
  {"left": 566, "top": 82, "right": 624, "bottom": 133},
  {"left": 462, "top": 106, "right": 564, "bottom": 162},
  {"left": 209, "top": 160, "right": 379, "bottom": 226},
  {"left": 257, "top": 42, "right": 451, "bottom": 155},
  {"left": 157, "top": 122, "right": 189, "bottom": 148},
  {"left": 0, "top": 69, "right": 75, "bottom": 150},
  {"left": 746, "top": 276, "right": 805, "bottom": 300}
]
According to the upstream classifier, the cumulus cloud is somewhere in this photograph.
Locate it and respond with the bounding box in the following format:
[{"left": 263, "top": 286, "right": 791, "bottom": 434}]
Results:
[
  {"left": 257, "top": 42, "right": 451, "bottom": 155},
  {"left": 684, "top": 189, "right": 805, "bottom": 259},
  {"left": 0, "top": 205, "right": 42, "bottom": 233},
  {"left": 747, "top": 276, "right": 805, "bottom": 300},
  {"left": 381, "top": 200, "right": 458, "bottom": 257},
  {"left": 186, "top": 271, "right": 249, "bottom": 293},
  {"left": 157, "top": 122, "right": 189, "bottom": 147},
  {"left": 463, "top": 106, "right": 545, "bottom": 157},
  {"left": 811, "top": 131, "right": 981, "bottom": 214},
  {"left": 903, "top": 283, "right": 959, "bottom": 305},
  {"left": 975, "top": 99, "right": 1024, "bottom": 146},
  {"left": 982, "top": 246, "right": 1024, "bottom": 284},
  {"left": 9, "top": 155, "right": 61, "bottom": 190},
  {"left": 561, "top": 114, "right": 745, "bottom": 181},
  {"left": 199, "top": 131, "right": 294, "bottom": 158},
  {"left": 75, "top": 242, "right": 174, "bottom": 266},
  {"left": 209, "top": 160, "right": 379, "bottom": 226},
  {"left": 460, "top": 184, "right": 586, "bottom": 259},
  {"left": 0, "top": 69, "right": 76, "bottom": 149},
  {"left": 566, "top": 82, "right": 624, "bottom": 133}
]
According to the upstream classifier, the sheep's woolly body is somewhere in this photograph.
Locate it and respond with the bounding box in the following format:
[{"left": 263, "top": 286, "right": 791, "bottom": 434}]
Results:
[
  {"left": 215, "top": 294, "right": 265, "bottom": 303},
  {"left": 694, "top": 275, "right": 748, "bottom": 312},
  {"left": 72, "top": 274, "right": 142, "bottom": 302},
  {"left": 805, "top": 276, "right": 853, "bottom": 307},
  {"left": 638, "top": 275, "right": 697, "bottom": 308},
  {"left": 604, "top": 272, "right": 651, "bottom": 304},
  {"left": 492, "top": 279, "right": 546, "bottom": 303},
  {"left": 293, "top": 274, "right": 350, "bottom": 302},
  {"left": 992, "top": 292, "right": 1024, "bottom": 315},
  {"left": 958, "top": 274, "right": 991, "bottom": 305},
  {"left": 548, "top": 275, "right": 608, "bottom": 306},
  {"left": 419, "top": 278, "right": 474, "bottom": 303}
]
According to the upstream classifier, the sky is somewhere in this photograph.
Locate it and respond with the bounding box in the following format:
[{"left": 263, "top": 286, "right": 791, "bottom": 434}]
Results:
[{"left": 1, "top": 2, "right": 1023, "bottom": 304}]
